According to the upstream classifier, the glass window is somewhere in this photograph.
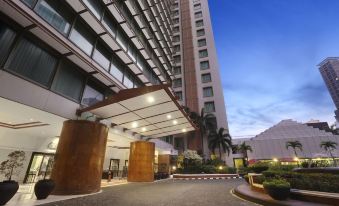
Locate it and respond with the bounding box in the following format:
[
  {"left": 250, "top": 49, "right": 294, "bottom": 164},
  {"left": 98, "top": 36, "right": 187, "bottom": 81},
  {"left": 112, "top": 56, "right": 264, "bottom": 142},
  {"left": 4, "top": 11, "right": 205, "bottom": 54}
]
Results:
[
  {"left": 127, "top": 44, "right": 137, "bottom": 62},
  {"left": 173, "top": 18, "right": 179, "bottom": 24},
  {"left": 173, "top": 78, "right": 182, "bottom": 88},
  {"left": 0, "top": 22, "right": 16, "bottom": 65},
  {"left": 82, "top": 0, "right": 104, "bottom": 19},
  {"left": 197, "top": 29, "right": 205, "bottom": 37},
  {"left": 34, "top": 0, "right": 74, "bottom": 36},
  {"left": 198, "top": 39, "right": 206, "bottom": 47},
  {"left": 204, "top": 101, "right": 215, "bottom": 112},
  {"left": 173, "top": 26, "right": 179, "bottom": 33},
  {"left": 110, "top": 58, "right": 124, "bottom": 82},
  {"left": 81, "top": 81, "right": 105, "bottom": 106},
  {"left": 196, "top": 20, "right": 204, "bottom": 27},
  {"left": 201, "top": 73, "right": 211, "bottom": 83},
  {"left": 102, "top": 11, "right": 117, "bottom": 37},
  {"left": 203, "top": 87, "right": 213, "bottom": 97},
  {"left": 69, "top": 20, "right": 95, "bottom": 55},
  {"left": 93, "top": 41, "right": 111, "bottom": 70},
  {"left": 173, "top": 35, "right": 180, "bottom": 42},
  {"left": 173, "top": 55, "right": 181, "bottom": 64},
  {"left": 5, "top": 38, "right": 57, "bottom": 86},
  {"left": 175, "top": 91, "right": 183, "bottom": 101},
  {"left": 116, "top": 30, "right": 127, "bottom": 51},
  {"left": 173, "top": 66, "right": 181, "bottom": 75},
  {"left": 51, "top": 59, "right": 85, "bottom": 101},
  {"left": 200, "top": 61, "right": 209, "bottom": 70},
  {"left": 199, "top": 49, "right": 208, "bottom": 58},
  {"left": 173, "top": 45, "right": 180, "bottom": 53},
  {"left": 21, "top": 0, "right": 37, "bottom": 8},
  {"left": 195, "top": 11, "right": 202, "bottom": 19},
  {"left": 194, "top": 4, "right": 201, "bottom": 10},
  {"left": 123, "top": 73, "right": 134, "bottom": 88}
]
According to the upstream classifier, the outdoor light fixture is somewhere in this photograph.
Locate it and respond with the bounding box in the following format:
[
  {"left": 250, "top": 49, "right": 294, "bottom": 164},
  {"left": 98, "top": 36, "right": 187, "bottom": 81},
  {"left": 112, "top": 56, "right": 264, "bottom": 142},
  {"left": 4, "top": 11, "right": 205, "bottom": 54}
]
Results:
[
  {"left": 147, "top": 96, "right": 155, "bottom": 103},
  {"left": 173, "top": 120, "right": 178, "bottom": 125},
  {"left": 273, "top": 158, "right": 278, "bottom": 162},
  {"left": 218, "top": 166, "right": 223, "bottom": 170},
  {"left": 141, "top": 127, "right": 147, "bottom": 132},
  {"left": 172, "top": 166, "right": 177, "bottom": 170},
  {"left": 293, "top": 157, "right": 299, "bottom": 161},
  {"left": 182, "top": 128, "right": 187, "bottom": 132},
  {"left": 166, "top": 114, "right": 172, "bottom": 119},
  {"left": 131, "top": 122, "right": 138, "bottom": 128}
]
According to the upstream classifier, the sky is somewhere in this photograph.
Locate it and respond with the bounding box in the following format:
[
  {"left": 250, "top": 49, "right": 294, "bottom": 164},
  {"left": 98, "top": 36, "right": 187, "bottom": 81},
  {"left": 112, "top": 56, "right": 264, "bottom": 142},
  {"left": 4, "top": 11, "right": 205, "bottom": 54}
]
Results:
[{"left": 208, "top": 0, "right": 339, "bottom": 138}]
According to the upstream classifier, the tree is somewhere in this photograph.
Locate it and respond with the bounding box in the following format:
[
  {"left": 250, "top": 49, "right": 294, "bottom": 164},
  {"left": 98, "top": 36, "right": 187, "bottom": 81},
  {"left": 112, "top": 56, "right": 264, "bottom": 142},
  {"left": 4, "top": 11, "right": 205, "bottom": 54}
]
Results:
[
  {"left": 0, "top": 151, "right": 25, "bottom": 181},
  {"left": 208, "top": 127, "right": 232, "bottom": 159},
  {"left": 286, "top": 141, "right": 303, "bottom": 166},
  {"left": 237, "top": 142, "right": 253, "bottom": 166},
  {"left": 320, "top": 141, "right": 338, "bottom": 167}
]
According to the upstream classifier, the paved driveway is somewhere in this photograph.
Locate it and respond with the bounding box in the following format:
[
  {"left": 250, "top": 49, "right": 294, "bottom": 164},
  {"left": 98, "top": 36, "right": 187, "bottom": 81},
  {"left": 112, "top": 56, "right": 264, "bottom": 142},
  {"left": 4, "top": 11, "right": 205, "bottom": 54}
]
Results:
[{"left": 42, "top": 179, "right": 256, "bottom": 206}]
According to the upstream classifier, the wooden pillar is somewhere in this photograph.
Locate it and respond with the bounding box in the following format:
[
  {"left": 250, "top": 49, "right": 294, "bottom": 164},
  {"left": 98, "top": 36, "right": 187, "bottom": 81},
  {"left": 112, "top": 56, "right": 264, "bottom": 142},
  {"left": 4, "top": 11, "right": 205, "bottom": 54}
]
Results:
[
  {"left": 51, "top": 120, "right": 108, "bottom": 195},
  {"left": 127, "top": 141, "right": 155, "bottom": 182},
  {"left": 158, "top": 154, "right": 170, "bottom": 174}
]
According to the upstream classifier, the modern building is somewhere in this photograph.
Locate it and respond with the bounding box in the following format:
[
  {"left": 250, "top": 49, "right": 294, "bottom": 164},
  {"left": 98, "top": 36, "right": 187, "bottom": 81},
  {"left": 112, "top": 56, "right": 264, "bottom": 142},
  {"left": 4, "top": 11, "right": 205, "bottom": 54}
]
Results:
[
  {"left": 318, "top": 57, "right": 339, "bottom": 121},
  {"left": 165, "top": 0, "right": 228, "bottom": 158},
  {"left": 0, "top": 0, "right": 204, "bottom": 194},
  {"left": 227, "top": 119, "right": 339, "bottom": 168}
]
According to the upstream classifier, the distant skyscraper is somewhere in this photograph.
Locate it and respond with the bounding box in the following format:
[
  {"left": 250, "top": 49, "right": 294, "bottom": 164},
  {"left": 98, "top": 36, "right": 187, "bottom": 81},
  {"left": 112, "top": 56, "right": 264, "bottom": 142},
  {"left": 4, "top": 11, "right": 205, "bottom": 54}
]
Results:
[{"left": 318, "top": 57, "right": 339, "bottom": 121}]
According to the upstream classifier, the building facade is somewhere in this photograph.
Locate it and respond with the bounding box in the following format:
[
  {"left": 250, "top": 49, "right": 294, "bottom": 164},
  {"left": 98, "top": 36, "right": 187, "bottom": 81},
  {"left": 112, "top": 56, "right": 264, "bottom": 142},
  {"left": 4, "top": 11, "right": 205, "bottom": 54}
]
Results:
[
  {"left": 318, "top": 57, "right": 339, "bottom": 121},
  {"left": 168, "top": 0, "right": 228, "bottom": 157},
  {"left": 0, "top": 0, "right": 194, "bottom": 186}
]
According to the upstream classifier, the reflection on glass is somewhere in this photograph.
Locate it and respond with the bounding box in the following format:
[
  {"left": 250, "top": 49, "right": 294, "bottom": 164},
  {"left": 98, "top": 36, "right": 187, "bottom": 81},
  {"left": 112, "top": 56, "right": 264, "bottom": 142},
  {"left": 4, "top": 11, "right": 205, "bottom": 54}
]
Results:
[
  {"left": 69, "top": 21, "right": 94, "bottom": 55},
  {"left": 110, "top": 60, "right": 123, "bottom": 82},
  {"left": 82, "top": 0, "right": 104, "bottom": 19},
  {"left": 81, "top": 84, "right": 104, "bottom": 106},
  {"left": 93, "top": 43, "right": 110, "bottom": 70},
  {"left": 123, "top": 75, "right": 133, "bottom": 88}
]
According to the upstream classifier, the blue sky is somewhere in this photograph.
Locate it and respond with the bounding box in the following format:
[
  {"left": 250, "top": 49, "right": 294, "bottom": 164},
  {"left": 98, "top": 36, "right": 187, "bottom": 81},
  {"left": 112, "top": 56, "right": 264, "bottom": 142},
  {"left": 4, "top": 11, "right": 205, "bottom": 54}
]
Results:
[{"left": 208, "top": 0, "right": 339, "bottom": 137}]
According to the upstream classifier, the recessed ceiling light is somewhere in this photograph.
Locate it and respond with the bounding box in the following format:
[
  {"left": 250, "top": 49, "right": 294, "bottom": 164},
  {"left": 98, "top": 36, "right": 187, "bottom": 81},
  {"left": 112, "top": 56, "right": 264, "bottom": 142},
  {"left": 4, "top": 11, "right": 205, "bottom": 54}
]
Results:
[
  {"left": 142, "top": 127, "right": 147, "bottom": 132},
  {"left": 8, "top": 122, "right": 12, "bottom": 124},
  {"left": 30, "top": 118, "right": 34, "bottom": 121},
  {"left": 173, "top": 120, "right": 178, "bottom": 125},
  {"left": 167, "top": 114, "right": 172, "bottom": 119},
  {"left": 131, "top": 122, "right": 138, "bottom": 128},
  {"left": 147, "top": 96, "right": 155, "bottom": 103},
  {"left": 182, "top": 128, "right": 187, "bottom": 132}
]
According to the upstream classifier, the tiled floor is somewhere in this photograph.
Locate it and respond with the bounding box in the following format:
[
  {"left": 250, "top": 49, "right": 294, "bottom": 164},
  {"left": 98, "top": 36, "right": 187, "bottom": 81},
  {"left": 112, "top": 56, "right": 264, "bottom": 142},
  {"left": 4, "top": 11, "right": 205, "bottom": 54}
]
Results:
[{"left": 5, "top": 179, "right": 128, "bottom": 206}]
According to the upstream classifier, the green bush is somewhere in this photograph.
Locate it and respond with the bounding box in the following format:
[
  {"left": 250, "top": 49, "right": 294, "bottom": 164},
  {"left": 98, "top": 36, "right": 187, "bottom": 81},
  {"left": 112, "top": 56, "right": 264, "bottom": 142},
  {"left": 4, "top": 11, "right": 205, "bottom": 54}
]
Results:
[
  {"left": 252, "top": 175, "right": 265, "bottom": 184},
  {"left": 248, "top": 162, "right": 269, "bottom": 173},
  {"left": 268, "top": 164, "right": 296, "bottom": 172},
  {"left": 263, "top": 179, "right": 291, "bottom": 200},
  {"left": 244, "top": 174, "right": 249, "bottom": 184}
]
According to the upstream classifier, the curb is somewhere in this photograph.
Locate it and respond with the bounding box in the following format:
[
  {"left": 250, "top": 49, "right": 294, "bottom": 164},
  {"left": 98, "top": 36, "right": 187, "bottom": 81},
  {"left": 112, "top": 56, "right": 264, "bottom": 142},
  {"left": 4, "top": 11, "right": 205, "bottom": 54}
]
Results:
[{"left": 173, "top": 176, "right": 243, "bottom": 180}]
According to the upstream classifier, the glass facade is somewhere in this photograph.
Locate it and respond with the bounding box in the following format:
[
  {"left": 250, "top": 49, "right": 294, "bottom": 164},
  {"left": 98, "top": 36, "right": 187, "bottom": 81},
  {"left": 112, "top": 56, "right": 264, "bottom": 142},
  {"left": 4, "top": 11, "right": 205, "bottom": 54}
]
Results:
[
  {"left": 0, "top": 23, "right": 16, "bottom": 65},
  {"left": 69, "top": 20, "right": 95, "bottom": 55}
]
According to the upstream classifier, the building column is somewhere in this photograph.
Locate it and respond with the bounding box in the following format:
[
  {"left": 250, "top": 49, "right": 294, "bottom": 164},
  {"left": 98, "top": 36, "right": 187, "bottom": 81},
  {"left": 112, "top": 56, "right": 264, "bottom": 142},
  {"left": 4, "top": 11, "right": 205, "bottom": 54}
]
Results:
[
  {"left": 127, "top": 141, "right": 155, "bottom": 182},
  {"left": 51, "top": 120, "right": 108, "bottom": 195},
  {"left": 158, "top": 154, "right": 170, "bottom": 174}
]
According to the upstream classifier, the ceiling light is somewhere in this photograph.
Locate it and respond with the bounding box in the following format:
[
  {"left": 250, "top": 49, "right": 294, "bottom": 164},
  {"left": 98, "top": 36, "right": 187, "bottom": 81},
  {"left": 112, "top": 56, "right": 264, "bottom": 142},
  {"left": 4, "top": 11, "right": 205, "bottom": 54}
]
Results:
[
  {"left": 142, "top": 127, "right": 147, "bottom": 132},
  {"left": 173, "top": 120, "right": 178, "bottom": 125},
  {"left": 29, "top": 118, "right": 34, "bottom": 122},
  {"left": 182, "top": 128, "right": 187, "bottom": 132},
  {"left": 167, "top": 114, "right": 172, "bottom": 119},
  {"left": 147, "top": 96, "right": 155, "bottom": 103},
  {"left": 131, "top": 122, "right": 138, "bottom": 128}
]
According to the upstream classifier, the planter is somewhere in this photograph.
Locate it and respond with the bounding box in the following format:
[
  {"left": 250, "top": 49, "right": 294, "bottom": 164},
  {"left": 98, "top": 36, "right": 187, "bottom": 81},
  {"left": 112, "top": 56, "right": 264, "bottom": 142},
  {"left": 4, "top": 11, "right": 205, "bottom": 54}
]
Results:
[
  {"left": 263, "top": 180, "right": 291, "bottom": 200},
  {"left": 34, "top": 179, "right": 55, "bottom": 200},
  {"left": 0, "top": 180, "right": 19, "bottom": 205}
]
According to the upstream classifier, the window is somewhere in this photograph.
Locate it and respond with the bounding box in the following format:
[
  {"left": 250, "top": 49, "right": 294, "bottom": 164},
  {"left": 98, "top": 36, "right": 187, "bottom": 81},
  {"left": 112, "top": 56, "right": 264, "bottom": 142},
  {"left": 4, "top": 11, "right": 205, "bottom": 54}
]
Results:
[
  {"left": 127, "top": 44, "right": 137, "bottom": 62},
  {"left": 173, "top": 78, "right": 182, "bottom": 88},
  {"left": 197, "top": 29, "right": 205, "bottom": 37},
  {"left": 198, "top": 39, "right": 206, "bottom": 47},
  {"left": 173, "top": 35, "right": 180, "bottom": 42},
  {"left": 175, "top": 91, "right": 183, "bottom": 101},
  {"left": 123, "top": 73, "right": 134, "bottom": 88},
  {"left": 69, "top": 20, "right": 96, "bottom": 55},
  {"left": 93, "top": 41, "right": 111, "bottom": 70},
  {"left": 34, "top": 0, "right": 74, "bottom": 36},
  {"left": 201, "top": 73, "right": 211, "bottom": 83},
  {"left": 110, "top": 59, "right": 124, "bottom": 82},
  {"left": 0, "top": 22, "right": 16, "bottom": 65},
  {"left": 173, "top": 55, "right": 181, "bottom": 64},
  {"left": 203, "top": 87, "right": 213, "bottom": 97},
  {"left": 51, "top": 59, "right": 85, "bottom": 101},
  {"left": 199, "top": 49, "right": 208, "bottom": 58},
  {"left": 200, "top": 61, "right": 209, "bottom": 70},
  {"left": 102, "top": 11, "right": 117, "bottom": 37},
  {"left": 195, "top": 11, "right": 202, "bottom": 19},
  {"left": 5, "top": 38, "right": 57, "bottom": 86},
  {"left": 173, "top": 45, "right": 180, "bottom": 53},
  {"left": 172, "top": 10, "right": 179, "bottom": 17},
  {"left": 81, "top": 80, "right": 105, "bottom": 106},
  {"left": 173, "top": 18, "right": 179, "bottom": 24},
  {"left": 116, "top": 30, "right": 128, "bottom": 51},
  {"left": 173, "top": 3, "right": 179, "bottom": 8},
  {"left": 173, "top": 66, "right": 181, "bottom": 75},
  {"left": 21, "top": 0, "right": 37, "bottom": 8},
  {"left": 204, "top": 101, "right": 215, "bottom": 112},
  {"left": 173, "top": 26, "right": 179, "bottom": 33},
  {"left": 196, "top": 20, "right": 204, "bottom": 27},
  {"left": 194, "top": 4, "right": 201, "bottom": 10},
  {"left": 82, "top": 0, "right": 104, "bottom": 19},
  {"left": 206, "top": 116, "right": 217, "bottom": 131}
]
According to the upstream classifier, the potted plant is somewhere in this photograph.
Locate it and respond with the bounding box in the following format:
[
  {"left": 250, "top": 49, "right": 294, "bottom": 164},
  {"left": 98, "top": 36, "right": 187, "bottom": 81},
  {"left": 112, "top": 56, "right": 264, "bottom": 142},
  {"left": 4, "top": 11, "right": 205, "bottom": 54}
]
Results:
[
  {"left": 263, "top": 179, "right": 290, "bottom": 200},
  {"left": 0, "top": 151, "right": 25, "bottom": 205},
  {"left": 34, "top": 158, "right": 55, "bottom": 200}
]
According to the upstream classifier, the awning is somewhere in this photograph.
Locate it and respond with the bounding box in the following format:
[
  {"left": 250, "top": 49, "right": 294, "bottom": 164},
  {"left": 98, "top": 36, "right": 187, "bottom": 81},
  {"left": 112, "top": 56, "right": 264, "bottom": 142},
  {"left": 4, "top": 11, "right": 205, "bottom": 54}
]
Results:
[{"left": 78, "top": 85, "right": 197, "bottom": 138}]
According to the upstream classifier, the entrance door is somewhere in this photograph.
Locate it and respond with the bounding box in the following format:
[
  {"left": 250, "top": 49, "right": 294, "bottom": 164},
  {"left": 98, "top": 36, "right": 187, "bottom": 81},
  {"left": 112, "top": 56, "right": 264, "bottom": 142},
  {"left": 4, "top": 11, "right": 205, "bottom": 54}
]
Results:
[
  {"left": 109, "top": 159, "right": 120, "bottom": 177},
  {"left": 233, "top": 158, "right": 245, "bottom": 169},
  {"left": 24, "top": 152, "right": 54, "bottom": 183}
]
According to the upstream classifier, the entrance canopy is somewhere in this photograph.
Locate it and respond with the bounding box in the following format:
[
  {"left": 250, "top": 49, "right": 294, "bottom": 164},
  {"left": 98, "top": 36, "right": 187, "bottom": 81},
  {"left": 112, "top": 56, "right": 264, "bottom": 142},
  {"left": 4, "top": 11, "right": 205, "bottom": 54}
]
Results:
[{"left": 78, "top": 85, "right": 197, "bottom": 138}]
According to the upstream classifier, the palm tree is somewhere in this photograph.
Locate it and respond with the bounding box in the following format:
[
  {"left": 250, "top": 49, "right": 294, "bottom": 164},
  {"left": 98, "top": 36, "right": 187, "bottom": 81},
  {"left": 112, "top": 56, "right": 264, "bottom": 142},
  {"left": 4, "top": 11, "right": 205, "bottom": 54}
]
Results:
[
  {"left": 237, "top": 142, "right": 253, "bottom": 166},
  {"left": 320, "top": 141, "right": 338, "bottom": 167},
  {"left": 208, "top": 127, "right": 232, "bottom": 159},
  {"left": 286, "top": 140, "right": 303, "bottom": 166},
  {"left": 189, "top": 108, "right": 216, "bottom": 156}
]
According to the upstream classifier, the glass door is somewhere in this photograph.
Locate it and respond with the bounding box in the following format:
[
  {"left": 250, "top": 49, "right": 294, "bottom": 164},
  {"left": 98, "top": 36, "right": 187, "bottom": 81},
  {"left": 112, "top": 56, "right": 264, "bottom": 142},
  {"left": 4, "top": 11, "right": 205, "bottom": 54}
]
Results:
[
  {"left": 109, "top": 159, "right": 120, "bottom": 177},
  {"left": 24, "top": 153, "right": 54, "bottom": 183}
]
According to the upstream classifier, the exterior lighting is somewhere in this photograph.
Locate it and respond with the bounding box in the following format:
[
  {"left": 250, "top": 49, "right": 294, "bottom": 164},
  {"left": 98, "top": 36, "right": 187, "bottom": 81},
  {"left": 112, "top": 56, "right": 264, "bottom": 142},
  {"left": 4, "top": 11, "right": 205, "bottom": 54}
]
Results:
[
  {"left": 182, "top": 128, "right": 187, "bottom": 132},
  {"left": 173, "top": 120, "right": 178, "bottom": 125},
  {"left": 147, "top": 96, "right": 155, "bottom": 103},
  {"left": 218, "top": 166, "right": 223, "bottom": 170},
  {"left": 166, "top": 114, "right": 172, "bottom": 119},
  {"left": 172, "top": 166, "right": 177, "bottom": 170},
  {"left": 141, "top": 127, "right": 147, "bottom": 132},
  {"left": 131, "top": 122, "right": 138, "bottom": 128},
  {"left": 273, "top": 158, "right": 278, "bottom": 162},
  {"left": 293, "top": 157, "right": 299, "bottom": 161}
]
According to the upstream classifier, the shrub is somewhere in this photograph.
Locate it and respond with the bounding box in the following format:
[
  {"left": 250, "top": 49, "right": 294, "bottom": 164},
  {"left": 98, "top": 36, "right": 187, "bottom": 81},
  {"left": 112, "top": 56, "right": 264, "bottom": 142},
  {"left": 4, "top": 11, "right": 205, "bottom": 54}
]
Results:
[
  {"left": 244, "top": 174, "right": 249, "bottom": 184},
  {"left": 248, "top": 162, "right": 269, "bottom": 173},
  {"left": 263, "top": 179, "right": 291, "bottom": 200},
  {"left": 252, "top": 175, "right": 265, "bottom": 184},
  {"left": 269, "top": 164, "right": 296, "bottom": 172}
]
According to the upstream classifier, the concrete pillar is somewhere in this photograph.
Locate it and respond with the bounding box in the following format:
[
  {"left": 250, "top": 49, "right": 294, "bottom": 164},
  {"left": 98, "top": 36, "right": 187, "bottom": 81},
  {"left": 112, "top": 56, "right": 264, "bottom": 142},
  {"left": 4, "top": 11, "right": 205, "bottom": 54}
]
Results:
[
  {"left": 51, "top": 120, "right": 108, "bottom": 195},
  {"left": 127, "top": 141, "right": 155, "bottom": 182},
  {"left": 158, "top": 154, "right": 170, "bottom": 174}
]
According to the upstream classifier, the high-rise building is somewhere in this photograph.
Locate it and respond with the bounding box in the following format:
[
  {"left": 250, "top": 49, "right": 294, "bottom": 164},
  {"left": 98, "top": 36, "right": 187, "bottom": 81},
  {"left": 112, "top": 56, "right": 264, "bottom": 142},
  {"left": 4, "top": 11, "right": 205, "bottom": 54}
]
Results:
[
  {"left": 169, "top": 0, "right": 228, "bottom": 157},
  {"left": 318, "top": 57, "right": 339, "bottom": 120}
]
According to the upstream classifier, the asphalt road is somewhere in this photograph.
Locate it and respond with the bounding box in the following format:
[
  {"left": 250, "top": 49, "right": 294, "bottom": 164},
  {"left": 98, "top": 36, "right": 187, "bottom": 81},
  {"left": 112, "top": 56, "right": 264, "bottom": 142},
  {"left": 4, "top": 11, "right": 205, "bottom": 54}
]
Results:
[{"left": 42, "top": 179, "right": 256, "bottom": 206}]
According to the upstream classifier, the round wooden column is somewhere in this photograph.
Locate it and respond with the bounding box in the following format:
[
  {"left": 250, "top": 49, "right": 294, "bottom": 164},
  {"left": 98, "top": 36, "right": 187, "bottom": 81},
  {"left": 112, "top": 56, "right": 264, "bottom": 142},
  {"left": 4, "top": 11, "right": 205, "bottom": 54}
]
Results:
[
  {"left": 51, "top": 120, "right": 108, "bottom": 195},
  {"left": 127, "top": 141, "right": 155, "bottom": 182}
]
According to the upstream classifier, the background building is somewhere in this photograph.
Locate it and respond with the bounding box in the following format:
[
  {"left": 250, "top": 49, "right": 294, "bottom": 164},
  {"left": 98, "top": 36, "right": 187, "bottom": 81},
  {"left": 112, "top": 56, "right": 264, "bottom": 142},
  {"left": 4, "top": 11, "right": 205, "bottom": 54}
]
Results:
[{"left": 167, "top": 0, "right": 229, "bottom": 158}]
